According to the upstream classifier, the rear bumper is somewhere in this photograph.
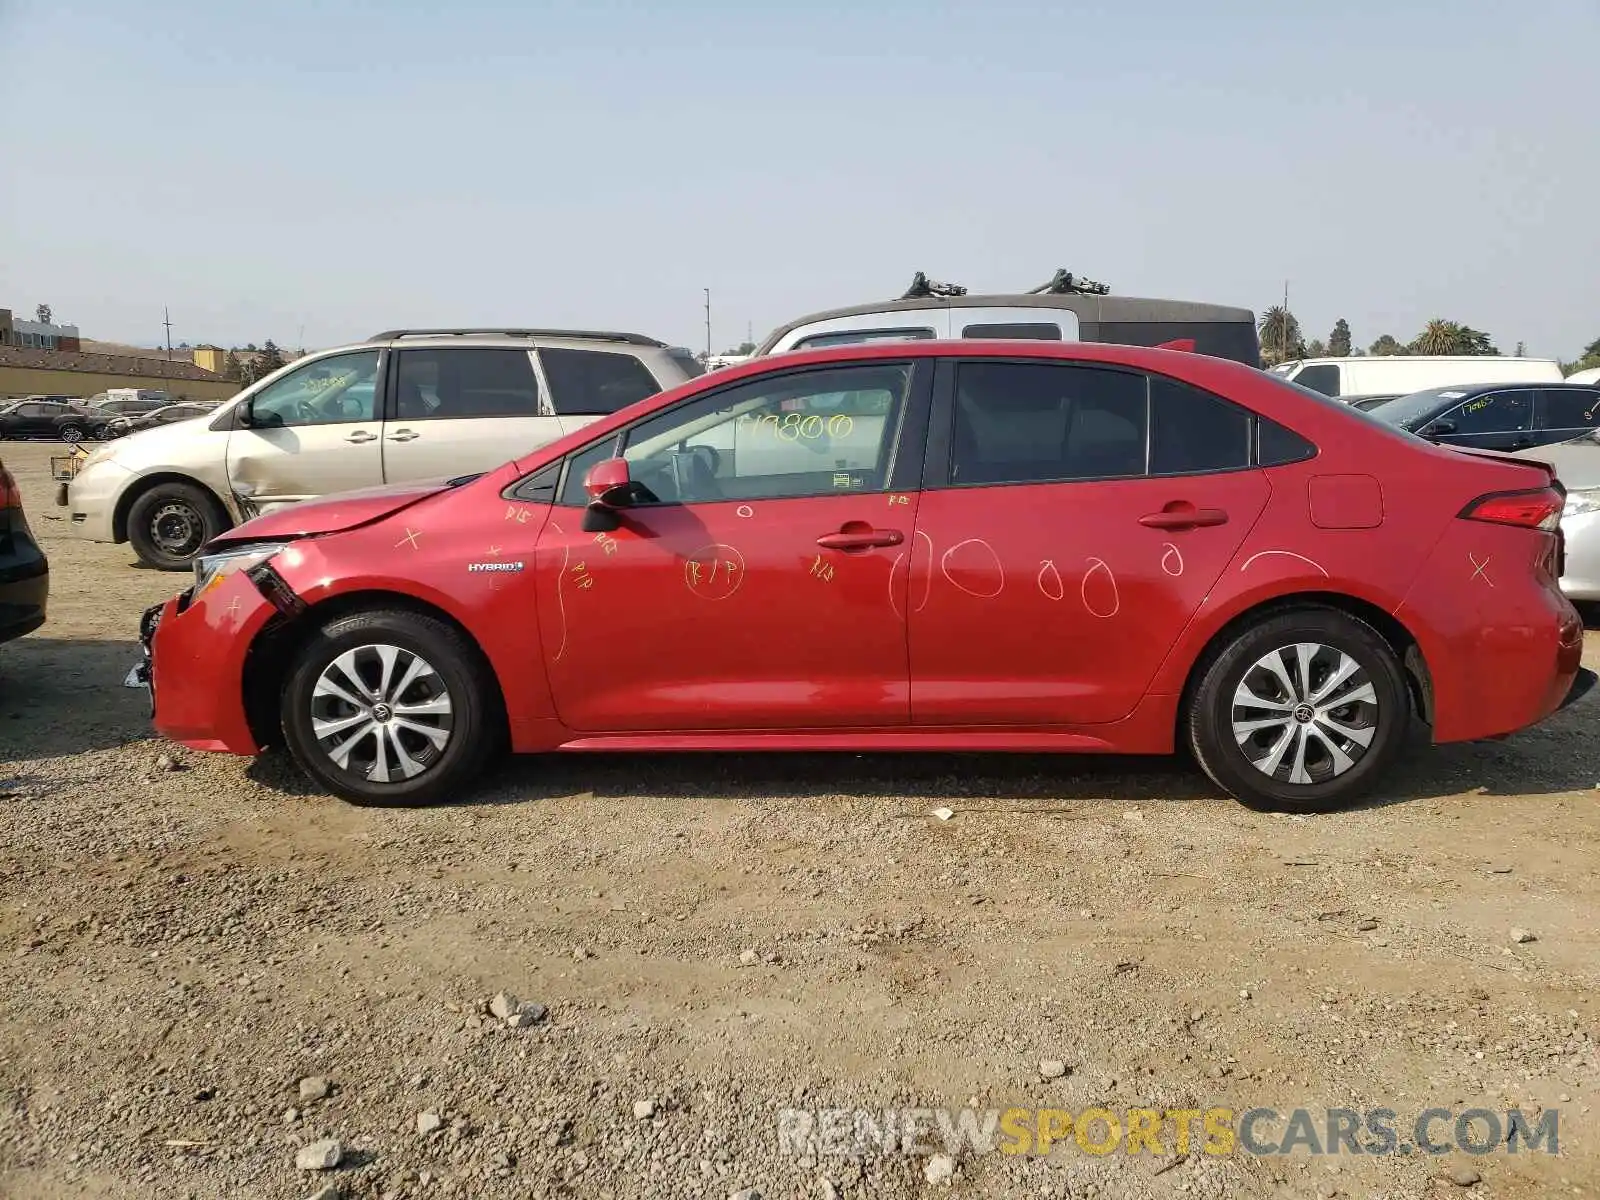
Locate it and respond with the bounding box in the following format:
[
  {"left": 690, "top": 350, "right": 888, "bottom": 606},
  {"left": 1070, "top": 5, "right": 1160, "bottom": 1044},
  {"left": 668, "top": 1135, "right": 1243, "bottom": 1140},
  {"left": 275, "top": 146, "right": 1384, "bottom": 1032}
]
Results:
[{"left": 0, "top": 549, "right": 49, "bottom": 645}]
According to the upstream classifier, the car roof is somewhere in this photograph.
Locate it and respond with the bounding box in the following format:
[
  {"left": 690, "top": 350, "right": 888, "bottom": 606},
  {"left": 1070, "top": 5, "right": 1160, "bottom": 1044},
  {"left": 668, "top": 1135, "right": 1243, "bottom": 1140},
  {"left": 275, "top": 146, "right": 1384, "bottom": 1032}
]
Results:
[{"left": 755, "top": 293, "right": 1256, "bottom": 354}]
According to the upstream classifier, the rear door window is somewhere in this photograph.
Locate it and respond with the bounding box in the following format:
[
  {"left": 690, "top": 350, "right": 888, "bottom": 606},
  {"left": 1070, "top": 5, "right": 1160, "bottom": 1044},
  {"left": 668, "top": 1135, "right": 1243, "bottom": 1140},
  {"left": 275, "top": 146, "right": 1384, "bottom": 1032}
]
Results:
[
  {"left": 1148, "top": 377, "right": 1252, "bottom": 474},
  {"left": 393, "top": 349, "right": 541, "bottom": 420},
  {"left": 960, "top": 322, "right": 1063, "bottom": 341},
  {"left": 1536, "top": 388, "right": 1600, "bottom": 431},
  {"left": 540, "top": 348, "right": 662, "bottom": 415}
]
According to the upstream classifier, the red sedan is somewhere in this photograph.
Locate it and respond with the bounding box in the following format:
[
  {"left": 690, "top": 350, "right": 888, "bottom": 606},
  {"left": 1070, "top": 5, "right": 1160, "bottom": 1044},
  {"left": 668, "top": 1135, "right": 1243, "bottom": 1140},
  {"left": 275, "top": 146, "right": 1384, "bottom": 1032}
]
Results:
[{"left": 133, "top": 340, "right": 1594, "bottom": 812}]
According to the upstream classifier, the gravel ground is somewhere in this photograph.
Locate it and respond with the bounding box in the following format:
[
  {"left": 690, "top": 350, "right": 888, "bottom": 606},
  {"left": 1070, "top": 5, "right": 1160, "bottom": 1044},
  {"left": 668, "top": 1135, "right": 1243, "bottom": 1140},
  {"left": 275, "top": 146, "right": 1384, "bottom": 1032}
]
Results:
[{"left": 2, "top": 440, "right": 1599, "bottom": 1200}]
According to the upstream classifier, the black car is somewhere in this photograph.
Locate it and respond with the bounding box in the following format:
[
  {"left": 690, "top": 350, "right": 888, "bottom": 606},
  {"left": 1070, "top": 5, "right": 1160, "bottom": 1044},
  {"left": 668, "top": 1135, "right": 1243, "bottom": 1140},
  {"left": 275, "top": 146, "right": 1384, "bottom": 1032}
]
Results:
[
  {"left": 1348, "top": 394, "right": 1400, "bottom": 412},
  {"left": 0, "top": 400, "right": 90, "bottom": 440},
  {"left": 0, "top": 453, "right": 48, "bottom": 644},
  {"left": 1371, "top": 381, "right": 1600, "bottom": 452},
  {"left": 102, "top": 402, "right": 218, "bottom": 438}
]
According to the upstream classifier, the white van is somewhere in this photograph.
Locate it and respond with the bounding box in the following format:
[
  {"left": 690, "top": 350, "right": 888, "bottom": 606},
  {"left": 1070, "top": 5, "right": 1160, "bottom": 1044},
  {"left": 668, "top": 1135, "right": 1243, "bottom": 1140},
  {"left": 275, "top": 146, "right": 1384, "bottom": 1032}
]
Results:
[
  {"left": 1567, "top": 367, "right": 1600, "bottom": 386},
  {"left": 1271, "top": 356, "right": 1564, "bottom": 401}
]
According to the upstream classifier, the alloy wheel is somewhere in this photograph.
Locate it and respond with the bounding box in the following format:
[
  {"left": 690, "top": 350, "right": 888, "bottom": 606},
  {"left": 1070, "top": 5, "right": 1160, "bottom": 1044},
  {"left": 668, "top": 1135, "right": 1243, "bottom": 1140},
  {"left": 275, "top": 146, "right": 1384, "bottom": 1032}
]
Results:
[
  {"left": 1231, "top": 642, "right": 1379, "bottom": 785},
  {"left": 309, "top": 644, "right": 455, "bottom": 783}
]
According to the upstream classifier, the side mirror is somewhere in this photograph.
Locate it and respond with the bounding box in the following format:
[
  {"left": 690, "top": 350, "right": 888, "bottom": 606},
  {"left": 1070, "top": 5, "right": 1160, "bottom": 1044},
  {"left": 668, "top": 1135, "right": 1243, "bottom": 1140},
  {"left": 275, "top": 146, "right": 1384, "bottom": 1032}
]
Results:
[
  {"left": 584, "top": 458, "right": 632, "bottom": 505},
  {"left": 236, "top": 400, "right": 254, "bottom": 429},
  {"left": 1422, "top": 419, "right": 1456, "bottom": 437},
  {"left": 581, "top": 458, "right": 632, "bottom": 532}
]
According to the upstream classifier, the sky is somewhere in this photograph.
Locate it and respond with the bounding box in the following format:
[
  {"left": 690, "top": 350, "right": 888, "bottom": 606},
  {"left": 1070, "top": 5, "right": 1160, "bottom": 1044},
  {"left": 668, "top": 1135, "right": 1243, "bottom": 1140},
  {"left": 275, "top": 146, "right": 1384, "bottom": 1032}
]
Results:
[{"left": 1, "top": 0, "right": 1596, "bottom": 360}]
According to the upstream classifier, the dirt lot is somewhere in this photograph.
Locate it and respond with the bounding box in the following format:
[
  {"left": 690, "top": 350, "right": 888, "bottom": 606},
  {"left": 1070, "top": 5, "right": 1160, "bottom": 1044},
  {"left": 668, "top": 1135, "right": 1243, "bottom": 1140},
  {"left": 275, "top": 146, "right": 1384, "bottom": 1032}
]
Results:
[{"left": 2, "top": 439, "right": 1599, "bottom": 1200}]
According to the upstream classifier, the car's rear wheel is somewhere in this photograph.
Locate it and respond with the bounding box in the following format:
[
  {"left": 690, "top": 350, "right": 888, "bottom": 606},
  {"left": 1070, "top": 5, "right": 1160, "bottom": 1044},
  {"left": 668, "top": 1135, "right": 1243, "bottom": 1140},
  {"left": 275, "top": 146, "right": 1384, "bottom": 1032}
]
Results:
[
  {"left": 280, "top": 610, "right": 495, "bottom": 806},
  {"left": 58, "top": 424, "right": 84, "bottom": 443},
  {"left": 126, "top": 481, "right": 228, "bottom": 570},
  {"left": 1187, "top": 607, "right": 1410, "bottom": 813}
]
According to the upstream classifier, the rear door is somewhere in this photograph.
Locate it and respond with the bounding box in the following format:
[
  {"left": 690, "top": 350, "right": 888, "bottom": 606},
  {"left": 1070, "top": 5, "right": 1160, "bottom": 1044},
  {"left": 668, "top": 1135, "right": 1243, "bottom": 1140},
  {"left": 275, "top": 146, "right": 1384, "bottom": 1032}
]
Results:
[
  {"left": 380, "top": 347, "right": 553, "bottom": 483},
  {"left": 907, "top": 359, "right": 1270, "bottom": 725},
  {"left": 1533, "top": 388, "right": 1600, "bottom": 447},
  {"left": 225, "top": 348, "right": 385, "bottom": 509},
  {"left": 539, "top": 346, "right": 670, "bottom": 438}
]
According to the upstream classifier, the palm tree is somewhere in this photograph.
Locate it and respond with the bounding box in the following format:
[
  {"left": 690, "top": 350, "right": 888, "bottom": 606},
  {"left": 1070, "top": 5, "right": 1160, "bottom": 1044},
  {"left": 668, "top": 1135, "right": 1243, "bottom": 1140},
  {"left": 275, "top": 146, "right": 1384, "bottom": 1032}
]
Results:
[
  {"left": 1412, "top": 319, "right": 1463, "bottom": 356},
  {"left": 1258, "top": 306, "right": 1303, "bottom": 364}
]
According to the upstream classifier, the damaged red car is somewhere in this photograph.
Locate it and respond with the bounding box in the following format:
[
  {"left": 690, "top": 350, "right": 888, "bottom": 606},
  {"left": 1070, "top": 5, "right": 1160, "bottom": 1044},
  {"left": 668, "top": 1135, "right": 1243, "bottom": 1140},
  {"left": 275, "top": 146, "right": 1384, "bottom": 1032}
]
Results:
[{"left": 132, "top": 339, "right": 1593, "bottom": 812}]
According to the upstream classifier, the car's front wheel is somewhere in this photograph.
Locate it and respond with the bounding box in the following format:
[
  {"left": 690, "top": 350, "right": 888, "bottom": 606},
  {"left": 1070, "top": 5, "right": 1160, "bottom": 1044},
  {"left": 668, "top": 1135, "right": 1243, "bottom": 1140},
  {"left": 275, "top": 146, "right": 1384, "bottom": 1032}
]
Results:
[
  {"left": 58, "top": 424, "right": 84, "bottom": 443},
  {"left": 1187, "top": 607, "right": 1411, "bottom": 813},
  {"left": 126, "top": 481, "right": 228, "bottom": 569},
  {"left": 280, "top": 609, "right": 498, "bottom": 806}
]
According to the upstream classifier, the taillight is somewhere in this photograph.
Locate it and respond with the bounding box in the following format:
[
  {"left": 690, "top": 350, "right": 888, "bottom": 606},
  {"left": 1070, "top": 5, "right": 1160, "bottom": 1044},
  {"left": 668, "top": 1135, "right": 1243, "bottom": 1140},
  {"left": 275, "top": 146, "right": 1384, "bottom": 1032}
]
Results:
[
  {"left": 1458, "top": 487, "right": 1564, "bottom": 531},
  {"left": 0, "top": 467, "right": 19, "bottom": 510}
]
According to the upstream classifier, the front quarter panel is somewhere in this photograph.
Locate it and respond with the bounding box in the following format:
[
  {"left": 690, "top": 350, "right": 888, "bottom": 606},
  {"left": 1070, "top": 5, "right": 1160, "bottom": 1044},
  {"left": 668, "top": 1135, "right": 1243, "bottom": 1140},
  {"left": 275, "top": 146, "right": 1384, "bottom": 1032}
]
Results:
[{"left": 268, "top": 474, "right": 562, "bottom": 749}]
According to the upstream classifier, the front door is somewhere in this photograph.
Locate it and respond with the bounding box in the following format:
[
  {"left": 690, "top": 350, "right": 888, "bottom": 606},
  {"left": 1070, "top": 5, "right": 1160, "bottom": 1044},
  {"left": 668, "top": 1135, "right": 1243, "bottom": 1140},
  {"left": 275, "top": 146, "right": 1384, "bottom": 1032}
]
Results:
[
  {"left": 1428, "top": 388, "right": 1537, "bottom": 452},
  {"left": 225, "top": 349, "right": 385, "bottom": 512},
  {"left": 908, "top": 359, "right": 1270, "bottom": 725},
  {"left": 534, "top": 360, "right": 928, "bottom": 732}
]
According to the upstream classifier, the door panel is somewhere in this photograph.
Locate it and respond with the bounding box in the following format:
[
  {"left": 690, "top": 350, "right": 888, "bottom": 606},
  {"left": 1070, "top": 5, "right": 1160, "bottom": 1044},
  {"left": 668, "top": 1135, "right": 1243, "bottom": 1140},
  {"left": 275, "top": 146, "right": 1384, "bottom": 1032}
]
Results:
[
  {"left": 226, "top": 350, "right": 384, "bottom": 509},
  {"left": 907, "top": 358, "right": 1270, "bottom": 725},
  {"left": 909, "top": 474, "right": 1268, "bottom": 724},
  {"left": 533, "top": 358, "right": 928, "bottom": 732},
  {"left": 1432, "top": 388, "right": 1535, "bottom": 452},
  {"left": 381, "top": 416, "right": 562, "bottom": 483},
  {"left": 535, "top": 495, "right": 913, "bottom": 731}
]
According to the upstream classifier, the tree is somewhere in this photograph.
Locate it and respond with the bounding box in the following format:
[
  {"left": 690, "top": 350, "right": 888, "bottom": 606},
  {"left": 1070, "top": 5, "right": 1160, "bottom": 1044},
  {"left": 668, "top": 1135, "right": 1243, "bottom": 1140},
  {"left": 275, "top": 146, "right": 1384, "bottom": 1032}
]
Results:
[
  {"left": 720, "top": 341, "right": 757, "bottom": 356},
  {"left": 1305, "top": 339, "right": 1328, "bottom": 358},
  {"left": 35, "top": 304, "right": 52, "bottom": 325},
  {"left": 1328, "top": 319, "right": 1352, "bottom": 357},
  {"left": 1515, "top": 341, "right": 1526, "bottom": 358},
  {"left": 1258, "top": 306, "right": 1304, "bottom": 365},
  {"left": 258, "top": 340, "right": 286, "bottom": 373},
  {"left": 1369, "top": 334, "right": 1407, "bottom": 356},
  {"left": 1410, "top": 319, "right": 1498, "bottom": 356},
  {"left": 222, "top": 350, "right": 244, "bottom": 383}
]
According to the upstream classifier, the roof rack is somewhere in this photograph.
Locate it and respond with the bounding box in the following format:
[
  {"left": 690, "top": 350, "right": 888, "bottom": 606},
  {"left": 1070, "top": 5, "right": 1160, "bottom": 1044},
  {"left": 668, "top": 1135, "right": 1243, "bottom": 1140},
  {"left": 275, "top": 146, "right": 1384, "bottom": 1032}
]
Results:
[
  {"left": 900, "top": 271, "right": 968, "bottom": 300},
  {"left": 366, "top": 328, "right": 666, "bottom": 347},
  {"left": 1027, "top": 268, "right": 1110, "bottom": 297}
]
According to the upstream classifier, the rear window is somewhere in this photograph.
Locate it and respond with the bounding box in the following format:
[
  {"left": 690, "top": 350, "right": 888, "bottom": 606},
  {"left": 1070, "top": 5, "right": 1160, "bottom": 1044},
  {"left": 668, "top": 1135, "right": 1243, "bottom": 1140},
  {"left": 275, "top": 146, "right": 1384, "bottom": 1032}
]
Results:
[
  {"left": 667, "top": 349, "right": 705, "bottom": 379},
  {"left": 541, "top": 347, "right": 662, "bottom": 415}
]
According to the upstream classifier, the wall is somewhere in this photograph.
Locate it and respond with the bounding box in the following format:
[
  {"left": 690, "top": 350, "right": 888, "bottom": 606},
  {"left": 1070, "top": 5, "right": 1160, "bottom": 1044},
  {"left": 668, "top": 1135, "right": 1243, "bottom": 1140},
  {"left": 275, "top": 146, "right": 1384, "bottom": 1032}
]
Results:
[{"left": 0, "top": 366, "right": 240, "bottom": 403}]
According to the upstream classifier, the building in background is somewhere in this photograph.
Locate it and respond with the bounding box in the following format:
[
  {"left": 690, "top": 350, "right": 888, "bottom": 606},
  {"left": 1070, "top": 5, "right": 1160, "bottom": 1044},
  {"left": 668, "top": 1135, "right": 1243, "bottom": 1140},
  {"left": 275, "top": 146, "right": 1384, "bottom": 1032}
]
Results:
[
  {"left": 0, "top": 309, "right": 81, "bottom": 352},
  {"left": 0, "top": 345, "right": 239, "bottom": 403}
]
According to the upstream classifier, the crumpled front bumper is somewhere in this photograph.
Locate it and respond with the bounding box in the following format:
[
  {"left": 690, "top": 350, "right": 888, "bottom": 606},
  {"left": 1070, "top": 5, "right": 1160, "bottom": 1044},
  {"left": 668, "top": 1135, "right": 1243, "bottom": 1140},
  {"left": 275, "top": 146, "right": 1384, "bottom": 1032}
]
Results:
[{"left": 136, "top": 572, "right": 276, "bottom": 754}]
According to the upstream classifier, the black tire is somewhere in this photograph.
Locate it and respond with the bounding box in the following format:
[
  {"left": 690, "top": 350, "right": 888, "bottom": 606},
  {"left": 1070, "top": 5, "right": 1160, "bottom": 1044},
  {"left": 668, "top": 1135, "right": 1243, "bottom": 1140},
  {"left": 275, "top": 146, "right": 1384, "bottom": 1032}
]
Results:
[
  {"left": 58, "top": 424, "right": 84, "bottom": 443},
  {"left": 280, "top": 609, "right": 496, "bottom": 806},
  {"left": 1186, "top": 607, "right": 1410, "bottom": 814},
  {"left": 126, "top": 481, "right": 228, "bottom": 570}
]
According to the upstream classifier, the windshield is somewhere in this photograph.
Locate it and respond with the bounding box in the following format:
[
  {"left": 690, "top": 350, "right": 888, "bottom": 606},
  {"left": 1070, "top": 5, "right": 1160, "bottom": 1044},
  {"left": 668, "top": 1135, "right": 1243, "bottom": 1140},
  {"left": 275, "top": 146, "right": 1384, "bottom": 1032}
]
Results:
[
  {"left": 1263, "top": 374, "right": 1425, "bottom": 441},
  {"left": 1369, "top": 387, "right": 1461, "bottom": 431}
]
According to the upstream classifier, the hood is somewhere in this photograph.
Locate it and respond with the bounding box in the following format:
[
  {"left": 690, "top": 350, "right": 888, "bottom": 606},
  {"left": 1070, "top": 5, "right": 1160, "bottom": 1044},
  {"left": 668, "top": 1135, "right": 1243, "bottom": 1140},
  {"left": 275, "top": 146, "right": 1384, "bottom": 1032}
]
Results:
[{"left": 208, "top": 477, "right": 460, "bottom": 548}]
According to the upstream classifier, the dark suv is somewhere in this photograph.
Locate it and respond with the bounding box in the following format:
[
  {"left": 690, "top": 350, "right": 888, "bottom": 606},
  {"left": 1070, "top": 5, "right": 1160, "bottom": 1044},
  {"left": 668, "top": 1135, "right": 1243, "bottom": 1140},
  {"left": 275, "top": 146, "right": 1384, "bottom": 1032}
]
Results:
[{"left": 0, "top": 399, "right": 90, "bottom": 440}]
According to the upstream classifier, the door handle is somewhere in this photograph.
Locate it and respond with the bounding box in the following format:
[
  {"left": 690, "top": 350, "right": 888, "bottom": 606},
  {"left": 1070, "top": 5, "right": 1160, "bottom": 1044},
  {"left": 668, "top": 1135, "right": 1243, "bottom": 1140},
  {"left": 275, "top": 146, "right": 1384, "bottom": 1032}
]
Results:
[
  {"left": 1139, "top": 507, "right": 1228, "bottom": 530},
  {"left": 816, "top": 527, "right": 904, "bottom": 551},
  {"left": 345, "top": 431, "right": 377, "bottom": 444},
  {"left": 386, "top": 429, "right": 419, "bottom": 442}
]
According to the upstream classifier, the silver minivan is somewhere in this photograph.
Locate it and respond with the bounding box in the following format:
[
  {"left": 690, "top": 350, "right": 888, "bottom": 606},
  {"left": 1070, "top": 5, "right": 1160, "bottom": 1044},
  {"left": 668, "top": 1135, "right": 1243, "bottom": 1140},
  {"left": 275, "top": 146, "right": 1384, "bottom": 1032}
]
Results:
[{"left": 60, "top": 328, "right": 701, "bottom": 568}]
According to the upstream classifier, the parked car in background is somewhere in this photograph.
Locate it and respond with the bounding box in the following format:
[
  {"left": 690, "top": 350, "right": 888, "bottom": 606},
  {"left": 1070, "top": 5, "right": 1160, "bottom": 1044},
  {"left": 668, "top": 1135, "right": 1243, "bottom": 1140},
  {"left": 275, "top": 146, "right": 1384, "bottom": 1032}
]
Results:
[
  {"left": 755, "top": 268, "right": 1262, "bottom": 366},
  {"left": 1370, "top": 382, "right": 1600, "bottom": 452},
  {"left": 1349, "top": 394, "right": 1400, "bottom": 412},
  {"left": 1509, "top": 432, "right": 1600, "bottom": 602},
  {"left": 0, "top": 451, "right": 49, "bottom": 644},
  {"left": 102, "top": 402, "right": 220, "bottom": 439},
  {"left": 63, "top": 328, "right": 701, "bottom": 569},
  {"left": 88, "top": 388, "right": 173, "bottom": 409},
  {"left": 0, "top": 399, "right": 90, "bottom": 440},
  {"left": 135, "top": 339, "right": 1590, "bottom": 815},
  {"left": 55, "top": 396, "right": 175, "bottom": 442},
  {"left": 1568, "top": 367, "right": 1600, "bottom": 386},
  {"left": 1271, "top": 356, "right": 1564, "bottom": 403}
]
